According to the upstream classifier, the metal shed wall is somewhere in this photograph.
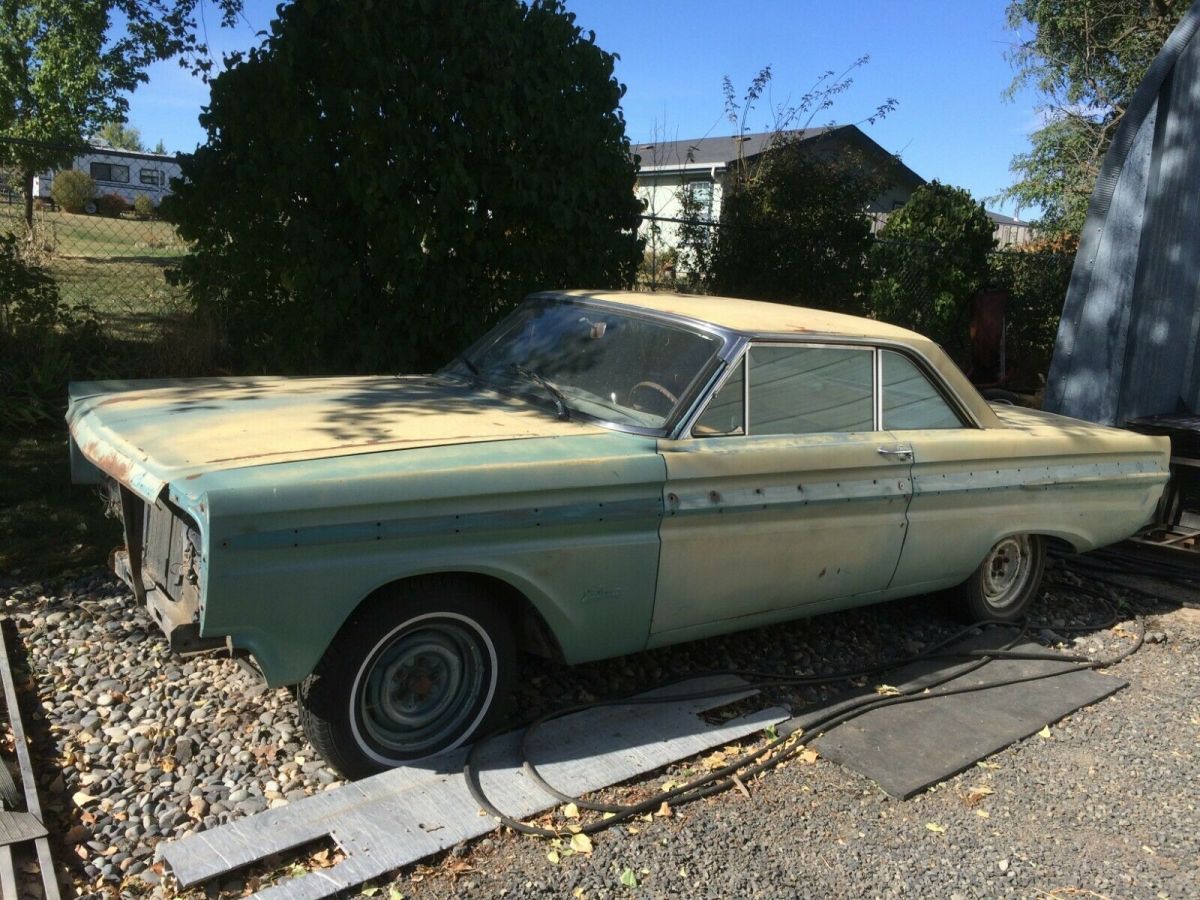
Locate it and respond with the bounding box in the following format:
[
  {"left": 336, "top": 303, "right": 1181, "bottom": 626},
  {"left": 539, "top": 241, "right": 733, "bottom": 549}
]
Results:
[{"left": 1045, "top": 1, "right": 1200, "bottom": 425}]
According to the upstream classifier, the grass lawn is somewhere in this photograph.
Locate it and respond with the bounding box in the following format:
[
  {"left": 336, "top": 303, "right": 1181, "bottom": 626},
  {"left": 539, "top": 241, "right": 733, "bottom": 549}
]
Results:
[
  {"left": 0, "top": 427, "right": 122, "bottom": 580},
  {"left": 0, "top": 200, "right": 189, "bottom": 329}
]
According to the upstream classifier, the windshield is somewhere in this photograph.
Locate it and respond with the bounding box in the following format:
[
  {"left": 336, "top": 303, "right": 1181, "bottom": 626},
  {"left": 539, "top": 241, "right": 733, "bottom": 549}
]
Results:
[{"left": 443, "top": 299, "right": 722, "bottom": 431}]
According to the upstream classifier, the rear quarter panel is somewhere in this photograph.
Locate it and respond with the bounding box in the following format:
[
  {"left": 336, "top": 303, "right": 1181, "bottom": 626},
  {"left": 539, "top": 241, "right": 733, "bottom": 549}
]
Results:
[{"left": 889, "top": 406, "right": 1170, "bottom": 590}]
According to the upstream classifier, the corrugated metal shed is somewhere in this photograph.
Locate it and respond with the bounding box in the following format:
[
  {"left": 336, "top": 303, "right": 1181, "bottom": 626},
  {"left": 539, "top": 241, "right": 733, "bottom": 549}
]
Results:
[{"left": 1044, "top": 1, "right": 1200, "bottom": 425}]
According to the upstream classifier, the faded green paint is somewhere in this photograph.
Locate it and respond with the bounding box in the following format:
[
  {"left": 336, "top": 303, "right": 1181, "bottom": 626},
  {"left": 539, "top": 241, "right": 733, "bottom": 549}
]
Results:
[
  {"left": 182, "top": 432, "right": 666, "bottom": 686},
  {"left": 65, "top": 293, "right": 1172, "bottom": 690},
  {"left": 653, "top": 432, "right": 911, "bottom": 634}
]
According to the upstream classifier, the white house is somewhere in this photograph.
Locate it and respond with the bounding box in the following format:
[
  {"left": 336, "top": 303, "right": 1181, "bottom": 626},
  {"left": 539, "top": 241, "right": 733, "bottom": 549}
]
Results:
[
  {"left": 33, "top": 145, "right": 182, "bottom": 209},
  {"left": 634, "top": 127, "right": 1032, "bottom": 250},
  {"left": 633, "top": 126, "right": 926, "bottom": 252}
]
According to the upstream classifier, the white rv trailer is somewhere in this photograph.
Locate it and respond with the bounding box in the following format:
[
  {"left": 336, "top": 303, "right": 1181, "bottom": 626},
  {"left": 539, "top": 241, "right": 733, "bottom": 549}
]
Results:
[{"left": 32, "top": 145, "right": 182, "bottom": 209}]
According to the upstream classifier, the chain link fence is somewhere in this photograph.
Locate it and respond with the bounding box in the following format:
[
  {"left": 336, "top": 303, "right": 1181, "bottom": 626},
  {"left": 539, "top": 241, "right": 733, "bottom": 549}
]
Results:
[
  {"left": 0, "top": 152, "right": 188, "bottom": 336},
  {"left": 1, "top": 136, "right": 211, "bottom": 423}
]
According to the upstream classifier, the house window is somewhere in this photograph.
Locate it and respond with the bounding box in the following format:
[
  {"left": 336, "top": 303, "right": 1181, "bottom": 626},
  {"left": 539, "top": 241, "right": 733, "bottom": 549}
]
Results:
[
  {"left": 139, "top": 168, "right": 161, "bottom": 186},
  {"left": 683, "top": 179, "right": 714, "bottom": 216},
  {"left": 90, "top": 162, "right": 130, "bottom": 184}
]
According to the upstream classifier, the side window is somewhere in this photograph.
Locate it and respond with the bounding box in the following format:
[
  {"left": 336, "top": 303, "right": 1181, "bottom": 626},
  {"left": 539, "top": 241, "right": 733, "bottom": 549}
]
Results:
[
  {"left": 749, "top": 346, "right": 874, "bottom": 434},
  {"left": 692, "top": 358, "right": 745, "bottom": 436},
  {"left": 89, "top": 162, "right": 130, "bottom": 183},
  {"left": 881, "top": 349, "right": 963, "bottom": 429}
]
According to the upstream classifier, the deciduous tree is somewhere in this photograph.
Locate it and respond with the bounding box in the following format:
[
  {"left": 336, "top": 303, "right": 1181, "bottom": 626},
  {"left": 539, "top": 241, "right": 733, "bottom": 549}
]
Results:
[
  {"left": 94, "top": 121, "right": 144, "bottom": 152},
  {"left": 676, "top": 63, "right": 898, "bottom": 312},
  {"left": 0, "top": 0, "right": 240, "bottom": 226},
  {"left": 166, "top": 0, "right": 643, "bottom": 375},
  {"left": 868, "top": 181, "right": 996, "bottom": 359},
  {"left": 1003, "top": 0, "right": 1188, "bottom": 235}
]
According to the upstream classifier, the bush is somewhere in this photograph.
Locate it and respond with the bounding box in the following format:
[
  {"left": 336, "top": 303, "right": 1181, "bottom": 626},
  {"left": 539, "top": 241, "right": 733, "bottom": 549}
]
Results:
[
  {"left": 691, "top": 141, "right": 891, "bottom": 314},
  {"left": 166, "top": 0, "right": 643, "bottom": 375},
  {"left": 867, "top": 181, "right": 996, "bottom": 361},
  {"left": 988, "top": 244, "right": 1075, "bottom": 386},
  {"left": 94, "top": 193, "right": 128, "bottom": 217},
  {"left": 50, "top": 169, "right": 95, "bottom": 213},
  {"left": 133, "top": 195, "right": 156, "bottom": 219},
  {"left": 0, "top": 231, "right": 100, "bottom": 425}
]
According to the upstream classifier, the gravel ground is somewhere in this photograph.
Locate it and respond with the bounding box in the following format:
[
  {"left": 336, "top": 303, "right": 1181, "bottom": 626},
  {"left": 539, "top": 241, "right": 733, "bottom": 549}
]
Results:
[{"left": 2, "top": 560, "right": 1197, "bottom": 898}]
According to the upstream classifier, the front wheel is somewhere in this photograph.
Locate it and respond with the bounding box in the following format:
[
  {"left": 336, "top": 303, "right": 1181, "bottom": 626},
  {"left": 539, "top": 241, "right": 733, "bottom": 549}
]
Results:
[
  {"left": 955, "top": 534, "right": 1046, "bottom": 623},
  {"left": 297, "top": 577, "right": 515, "bottom": 779}
]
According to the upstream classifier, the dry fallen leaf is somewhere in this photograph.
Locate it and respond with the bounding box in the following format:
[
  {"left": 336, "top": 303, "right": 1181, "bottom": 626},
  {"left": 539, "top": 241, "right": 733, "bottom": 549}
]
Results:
[
  {"left": 964, "top": 785, "right": 995, "bottom": 807},
  {"left": 570, "top": 833, "right": 593, "bottom": 855},
  {"left": 798, "top": 749, "right": 819, "bottom": 764},
  {"left": 562, "top": 802, "right": 580, "bottom": 819},
  {"left": 1038, "top": 724, "right": 1052, "bottom": 738},
  {"left": 655, "top": 801, "right": 672, "bottom": 818},
  {"left": 925, "top": 822, "right": 946, "bottom": 834},
  {"left": 874, "top": 684, "right": 901, "bottom": 697},
  {"left": 547, "top": 850, "right": 561, "bottom": 864},
  {"left": 702, "top": 752, "right": 727, "bottom": 771},
  {"left": 975, "top": 809, "right": 990, "bottom": 818}
]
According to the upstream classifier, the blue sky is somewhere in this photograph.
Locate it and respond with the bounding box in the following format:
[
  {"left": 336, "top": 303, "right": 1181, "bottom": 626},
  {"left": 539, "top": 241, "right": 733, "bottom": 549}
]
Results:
[{"left": 125, "top": 0, "right": 1042, "bottom": 216}]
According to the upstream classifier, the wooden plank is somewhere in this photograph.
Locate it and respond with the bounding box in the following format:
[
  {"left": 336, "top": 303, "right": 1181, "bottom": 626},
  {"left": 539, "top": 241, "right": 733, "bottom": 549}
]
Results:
[
  {"left": 0, "top": 845, "right": 18, "bottom": 900},
  {"left": 0, "top": 810, "right": 49, "bottom": 845},
  {"left": 0, "top": 620, "right": 60, "bottom": 900},
  {"left": 160, "top": 675, "right": 787, "bottom": 898}
]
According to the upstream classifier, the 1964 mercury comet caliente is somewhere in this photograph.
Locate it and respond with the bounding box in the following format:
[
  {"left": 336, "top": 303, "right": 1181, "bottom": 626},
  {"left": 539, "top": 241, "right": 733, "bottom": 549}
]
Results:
[{"left": 67, "top": 290, "right": 1170, "bottom": 776}]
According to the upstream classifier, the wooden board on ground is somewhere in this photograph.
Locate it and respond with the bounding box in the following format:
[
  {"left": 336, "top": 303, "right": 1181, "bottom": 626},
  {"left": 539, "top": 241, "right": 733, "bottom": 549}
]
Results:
[{"left": 159, "top": 675, "right": 788, "bottom": 899}]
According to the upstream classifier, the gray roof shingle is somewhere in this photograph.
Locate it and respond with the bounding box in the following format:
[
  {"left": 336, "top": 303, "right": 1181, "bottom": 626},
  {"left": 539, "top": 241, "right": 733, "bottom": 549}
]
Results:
[{"left": 632, "top": 128, "right": 832, "bottom": 168}]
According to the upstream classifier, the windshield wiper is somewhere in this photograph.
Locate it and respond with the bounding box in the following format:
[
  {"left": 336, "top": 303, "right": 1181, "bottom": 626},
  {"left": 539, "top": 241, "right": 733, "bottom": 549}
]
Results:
[{"left": 510, "top": 365, "right": 570, "bottom": 420}]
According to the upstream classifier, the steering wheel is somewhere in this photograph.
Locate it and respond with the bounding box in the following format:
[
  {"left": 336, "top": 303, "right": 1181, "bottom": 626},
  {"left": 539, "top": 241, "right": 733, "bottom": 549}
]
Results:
[{"left": 627, "top": 380, "right": 678, "bottom": 413}]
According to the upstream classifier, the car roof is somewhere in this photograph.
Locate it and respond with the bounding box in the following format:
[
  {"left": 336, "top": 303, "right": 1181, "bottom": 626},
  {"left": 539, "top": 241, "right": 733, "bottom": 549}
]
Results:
[{"left": 534, "top": 290, "right": 925, "bottom": 342}]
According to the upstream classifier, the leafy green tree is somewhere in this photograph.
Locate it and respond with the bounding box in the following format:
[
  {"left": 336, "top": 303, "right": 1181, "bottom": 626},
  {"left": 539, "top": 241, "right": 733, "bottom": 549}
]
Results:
[
  {"left": 94, "top": 121, "right": 144, "bottom": 152},
  {"left": 0, "top": 0, "right": 241, "bottom": 226},
  {"left": 152, "top": 138, "right": 167, "bottom": 155},
  {"left": 676, "top": 63, "right": 898, "bottom": 311},
  {"left": 868, "top": 181, "right": 996, "bottom": 358},
  {"left": 166, "top": 0, "right": 643, "bottom": 375},
  {"left": 1003, "top": 0, "right": 1188, "bottom": 235},
  {"left": 705, "top": 143, "right": 893, "bottom": 312}
]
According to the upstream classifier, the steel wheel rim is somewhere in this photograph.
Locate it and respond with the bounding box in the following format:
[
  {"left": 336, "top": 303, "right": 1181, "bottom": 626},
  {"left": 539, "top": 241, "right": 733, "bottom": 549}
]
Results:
[
  {"left": 980, "top": 535, "right": 1034, "bottom": 611},
  {"left": 356, "top": 619, "right": 489, "bottom": 756}
]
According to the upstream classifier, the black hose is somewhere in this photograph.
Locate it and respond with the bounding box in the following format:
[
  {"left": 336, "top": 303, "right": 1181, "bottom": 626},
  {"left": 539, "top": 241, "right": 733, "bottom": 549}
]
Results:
[{"left": 464, "top": 603, "right": 1144, "bottom": 838}]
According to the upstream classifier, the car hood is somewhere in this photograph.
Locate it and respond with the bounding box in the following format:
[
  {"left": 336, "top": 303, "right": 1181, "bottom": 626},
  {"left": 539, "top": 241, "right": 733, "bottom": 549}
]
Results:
[{"left": 67, "top": 375, "right": 605, "bottom": 501}]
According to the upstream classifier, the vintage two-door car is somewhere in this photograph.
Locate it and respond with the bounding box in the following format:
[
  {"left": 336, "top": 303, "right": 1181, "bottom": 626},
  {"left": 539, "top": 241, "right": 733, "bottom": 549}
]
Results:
[{"left": 66, "top": 290, "right": 1170, "bottom": 776}]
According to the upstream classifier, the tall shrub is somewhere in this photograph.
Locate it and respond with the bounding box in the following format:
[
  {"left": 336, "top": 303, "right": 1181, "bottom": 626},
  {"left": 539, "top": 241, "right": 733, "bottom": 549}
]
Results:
[
  {"left": 166, "top": 0, "right": 643, "bottom": 374},
  {"left": 0, "top": 232, "right": 98, "bottom": 424},
  {"left": 50, "top": 169, "right": 95, "bottom": 213},
  {"left": 868, "top": 181, "right": 996, "bottom": 359}
]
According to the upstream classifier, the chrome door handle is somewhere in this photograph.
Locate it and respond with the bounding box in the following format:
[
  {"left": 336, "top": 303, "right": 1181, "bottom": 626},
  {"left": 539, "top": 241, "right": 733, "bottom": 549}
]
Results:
[{"left": 877, "top": 446, "right": 913, "bottom": 460}]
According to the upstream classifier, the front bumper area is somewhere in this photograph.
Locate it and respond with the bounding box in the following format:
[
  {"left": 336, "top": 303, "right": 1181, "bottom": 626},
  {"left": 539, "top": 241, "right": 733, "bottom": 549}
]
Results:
[{"left": 112, "top": 548, "right": 225, "bottom": 655}]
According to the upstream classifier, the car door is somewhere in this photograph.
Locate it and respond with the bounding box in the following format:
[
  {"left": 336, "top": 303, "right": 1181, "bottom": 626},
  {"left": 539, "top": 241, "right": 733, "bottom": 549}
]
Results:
[
  {"left": 650, "top": 342, "right": 913, "bottom": 637},
  {"left": 875, "top": 347, "right": 1000, "bottom": 592}
]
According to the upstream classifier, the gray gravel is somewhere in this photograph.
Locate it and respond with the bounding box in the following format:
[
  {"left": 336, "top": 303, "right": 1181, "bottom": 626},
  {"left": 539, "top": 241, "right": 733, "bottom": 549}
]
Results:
[
  {"left": 3, "top": 561, "right": 1197, "bottom": 898},
  {"left": 3, "top": 571, "right": 347, "bottom": 896}
]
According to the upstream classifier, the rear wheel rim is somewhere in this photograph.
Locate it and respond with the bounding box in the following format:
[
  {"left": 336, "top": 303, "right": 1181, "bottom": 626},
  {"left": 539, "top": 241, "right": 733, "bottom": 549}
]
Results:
[
  {"left": 980, "top": 535, "right": 1034, "bottom": 612},
  {"left": 354, "top": 615, "right": 494, "bottom": 759}
]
